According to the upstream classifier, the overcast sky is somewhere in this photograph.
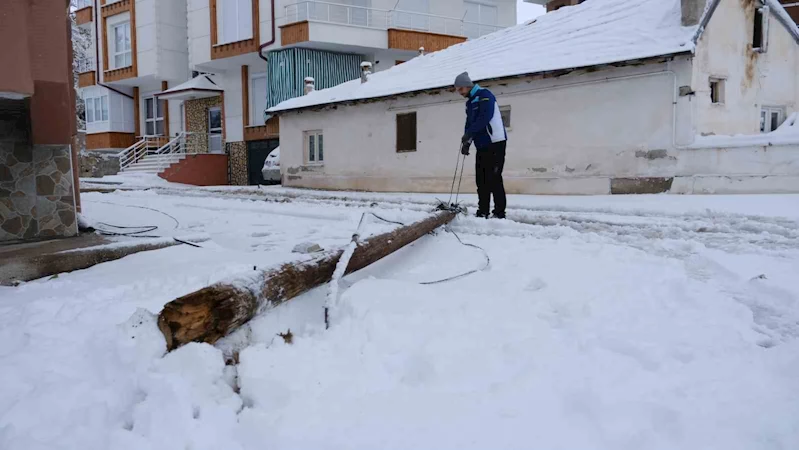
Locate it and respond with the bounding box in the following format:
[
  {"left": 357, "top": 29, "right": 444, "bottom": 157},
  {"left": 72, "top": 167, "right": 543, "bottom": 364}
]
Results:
[{"left": 517, "top": 1, "right": 545, "bottom": 23}]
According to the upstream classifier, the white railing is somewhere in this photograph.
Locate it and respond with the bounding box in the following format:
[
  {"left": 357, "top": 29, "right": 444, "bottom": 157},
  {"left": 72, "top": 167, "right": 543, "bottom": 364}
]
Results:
[
  {"left": 74, "top": 0, "right": 92, "bottom": 9},
  {"left": 283, "top": 1, "right": 501, "bottom": 37},
  {"left": 153, "top": 132, "right": 190, "bottom": 172},
  {"left": 285, "top": 1, "right": 390, "bottom": 29},
  {"left": 389, "top": 10, "right": 463, "bottom": 36},
  {"left": 118, "top": 133, "right": 192, "bottom": 172},
  {"left": 463, "top": 22, "right": 502, "bottom": 39},
  {"left": 117, "top": 136, "right": 167, "bottom": 171},
  {"left": 76, "top": 57, "right": 95, "bottom": 74}
]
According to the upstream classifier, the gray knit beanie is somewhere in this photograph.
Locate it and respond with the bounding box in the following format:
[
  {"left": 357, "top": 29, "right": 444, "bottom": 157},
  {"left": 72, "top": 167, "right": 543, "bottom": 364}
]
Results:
[{"left": 454, "top": 72, "right": 473, "bottom": 88}]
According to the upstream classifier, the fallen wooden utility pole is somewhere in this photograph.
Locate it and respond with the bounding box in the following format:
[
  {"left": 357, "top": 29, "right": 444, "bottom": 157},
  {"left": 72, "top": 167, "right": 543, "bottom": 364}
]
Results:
[{"left": 158, "top": 210, "right": 457, "bottom": 350}]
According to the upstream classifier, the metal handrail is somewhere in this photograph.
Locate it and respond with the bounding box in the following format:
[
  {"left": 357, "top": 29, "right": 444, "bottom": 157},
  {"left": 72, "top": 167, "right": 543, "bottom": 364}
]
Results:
[
  {"left": 389, "top": 10, "right": 463, "bottom": 36},
  {"left": 282, "top": 1, "right": 499, "bottom": 37},
  {"left": 117, "top": 135, "right": 170, "bottom": 171},
  {"left": 117, "top": 138, "right": 148, "bottom": 171},
  {"left": 152, "top": 132, "right": 190, "bottom": 173},
  {"left": 462, "top": 21, "right": 503, "bottom": 39},
  {"left": 285, "top": 1, "right": 390, "bottom": 30}
]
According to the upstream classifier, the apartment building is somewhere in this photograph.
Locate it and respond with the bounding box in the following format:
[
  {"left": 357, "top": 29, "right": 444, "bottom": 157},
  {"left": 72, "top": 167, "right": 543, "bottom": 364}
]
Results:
[
  {"left": 74, "top": 0, "right": 190, "bottom": 152},
  {"left": 76, "top": 0, "right": 516, "bottom": 185}
]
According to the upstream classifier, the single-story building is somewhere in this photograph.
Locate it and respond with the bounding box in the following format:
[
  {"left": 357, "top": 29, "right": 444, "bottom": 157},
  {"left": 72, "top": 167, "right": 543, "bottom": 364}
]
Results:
[{"left": 268, "top": 0, "right": 799, "bottom": 195}]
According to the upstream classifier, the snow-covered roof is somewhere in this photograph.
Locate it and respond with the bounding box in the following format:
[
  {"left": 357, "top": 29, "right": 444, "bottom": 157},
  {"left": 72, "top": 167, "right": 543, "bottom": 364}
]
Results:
[
  {"left": 156, "top": 75, "right": 222, "bottom": 101},
  {"left": 270, "top": 0, "right": 799, "bottom": 114},
  {"left": 269, "top": 0, "right": 698, "bottom": 113}
]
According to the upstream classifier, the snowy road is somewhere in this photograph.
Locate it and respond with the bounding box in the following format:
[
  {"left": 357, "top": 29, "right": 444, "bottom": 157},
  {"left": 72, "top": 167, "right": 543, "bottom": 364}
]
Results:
[{"left": 2, "top": 186, "right": 799, "bottom": 449}]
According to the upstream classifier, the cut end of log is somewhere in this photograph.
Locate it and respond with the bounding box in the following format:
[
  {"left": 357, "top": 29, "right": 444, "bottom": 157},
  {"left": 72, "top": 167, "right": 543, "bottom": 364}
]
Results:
[{"left": 158, "top": 284, "right": 258, "bottom": 351}]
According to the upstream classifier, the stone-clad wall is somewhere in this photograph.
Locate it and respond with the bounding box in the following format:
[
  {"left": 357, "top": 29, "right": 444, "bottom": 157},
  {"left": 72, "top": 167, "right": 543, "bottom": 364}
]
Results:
[
  {"left": 185, "top": 96, "right": 222, "bottom": 154},
  {"left": 0, "top": 100, "right": 77, "bottom": 242},
  {"left": 226, "top": 141, "right": 248, "bottom": 186}
]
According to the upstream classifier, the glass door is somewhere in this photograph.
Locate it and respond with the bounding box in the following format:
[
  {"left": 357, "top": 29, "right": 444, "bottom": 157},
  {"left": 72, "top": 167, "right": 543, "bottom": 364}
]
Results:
[{"left": 208, "top": 107, "right": 223, "bottom": 153}]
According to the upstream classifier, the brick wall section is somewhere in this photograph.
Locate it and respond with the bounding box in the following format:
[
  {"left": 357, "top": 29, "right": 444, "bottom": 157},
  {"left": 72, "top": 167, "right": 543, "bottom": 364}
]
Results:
[
  {"left": 185, "top": 96, "right": 223, "bottom": 154},
  {"left": 226, "top": 141, "right": 248, "bottom": 185},
  {"left": 159, "top": 154, "right": 229, "bottom": 186}
]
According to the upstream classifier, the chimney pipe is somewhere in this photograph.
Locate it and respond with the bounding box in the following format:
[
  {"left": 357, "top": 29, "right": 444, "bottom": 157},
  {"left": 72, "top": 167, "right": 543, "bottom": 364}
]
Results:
[
  {"left": 681, "top": 0, "right": 707, "bottom": 26},
  {"left": 360, "top": 61, "right": 373, "bottom": 84},
  {"left": 304, "top": 77, "right": 315, "bottom": 94},
  {"left": 418, "top": 46, "right": 425, "bottom": 56}
]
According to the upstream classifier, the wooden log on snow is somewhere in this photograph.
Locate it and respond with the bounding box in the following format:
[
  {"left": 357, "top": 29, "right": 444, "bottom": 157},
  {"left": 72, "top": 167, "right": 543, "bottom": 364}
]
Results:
[{"left": 157, "top": 210, "right": 457, "bottom": 350}]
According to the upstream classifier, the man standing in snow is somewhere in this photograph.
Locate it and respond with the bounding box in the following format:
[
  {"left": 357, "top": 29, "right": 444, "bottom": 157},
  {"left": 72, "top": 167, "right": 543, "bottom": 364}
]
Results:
[{"left": 455, "top": 72, "right": 507, "bottom": 219}]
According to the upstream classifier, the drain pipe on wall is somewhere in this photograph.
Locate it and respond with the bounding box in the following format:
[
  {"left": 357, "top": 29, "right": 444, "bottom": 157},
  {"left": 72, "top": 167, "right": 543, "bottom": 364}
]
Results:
[
  {"left": 258, "top": 0, "right": 277, "bottom": 123},
  {"left": 93, "top": 2, "right": 133, "bottom": 100}
]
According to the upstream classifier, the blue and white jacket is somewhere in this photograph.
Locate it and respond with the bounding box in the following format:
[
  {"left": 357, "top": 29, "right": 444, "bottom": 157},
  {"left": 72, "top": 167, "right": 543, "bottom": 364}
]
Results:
[{"left": 464, "top": 84, "right": 507, "bottom": 150}]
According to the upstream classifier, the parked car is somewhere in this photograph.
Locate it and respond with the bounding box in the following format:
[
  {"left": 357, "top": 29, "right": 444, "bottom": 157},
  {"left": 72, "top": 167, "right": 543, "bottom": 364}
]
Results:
[{"left": 261, "top": 147, "right": 281, "bottom": 184}]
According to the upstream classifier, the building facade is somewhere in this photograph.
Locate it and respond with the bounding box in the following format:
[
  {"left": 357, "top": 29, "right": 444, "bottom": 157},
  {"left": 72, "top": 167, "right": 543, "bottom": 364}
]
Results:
[
  {"left": 75, "top": 0, "right": 516, "bottom": 185},
  {"left": 272, "top": 0, "right": 799, "bottom": 195},
  {"left": 1, "top": 0, "right": 80, "bottom": 242}
]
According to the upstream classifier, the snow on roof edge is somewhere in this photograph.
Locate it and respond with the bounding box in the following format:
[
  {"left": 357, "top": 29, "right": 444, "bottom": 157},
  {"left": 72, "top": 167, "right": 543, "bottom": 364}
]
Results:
[{"left": 269, "top": 50, "right": 694, "bottom": 115}]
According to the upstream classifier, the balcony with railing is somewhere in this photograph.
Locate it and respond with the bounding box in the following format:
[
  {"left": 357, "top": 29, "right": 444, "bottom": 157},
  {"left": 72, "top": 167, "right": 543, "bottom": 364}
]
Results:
[
  {"left": 76, "top": 57, "right": 96, "bottom": 88},
  {"left": 280, "top": 1, "right": 502, "bottom": 52}
]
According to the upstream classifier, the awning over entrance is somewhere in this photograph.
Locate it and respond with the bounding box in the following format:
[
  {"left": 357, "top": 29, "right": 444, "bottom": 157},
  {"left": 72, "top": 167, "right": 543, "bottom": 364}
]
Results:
[{"left": 156, "top": 75, "right": 222, "bottom": 101}]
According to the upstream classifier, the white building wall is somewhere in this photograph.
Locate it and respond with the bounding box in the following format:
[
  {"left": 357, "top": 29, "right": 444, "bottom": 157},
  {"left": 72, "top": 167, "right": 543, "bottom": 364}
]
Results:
[
  {"left": 135, "top": 0, "right": 158, "bottom": 77},
  {"left": 280, "top": 59, "right": 703, "bottom": 194},
  {"left": 83, "top": 86, "right": 135, "bottom": 135},
  {"left": 308, "top": 22, "right": 388, "bottom": 49},
  {"left": 692, "top": 1, "right": 799, "bottom": 136},
  {"left": 188, "top": 0, "right": 212, "bottom": 67},
  {"left": 157, "top": 0, "right": 190, "bottom": 83},
  {"left": 221, "top": 69, "right": 245, "bottom": 142}
]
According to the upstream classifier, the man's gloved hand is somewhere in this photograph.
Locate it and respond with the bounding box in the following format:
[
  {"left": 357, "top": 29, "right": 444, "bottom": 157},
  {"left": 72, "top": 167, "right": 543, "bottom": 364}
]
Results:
[{"left": 461, "top": 134, "right": 472, "bottom": 155}]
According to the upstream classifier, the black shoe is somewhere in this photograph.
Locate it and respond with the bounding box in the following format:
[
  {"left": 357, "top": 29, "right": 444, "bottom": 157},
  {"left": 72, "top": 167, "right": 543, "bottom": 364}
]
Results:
[
  {"left": 476, "top": 211, "right": 489, "bottom": 219},
  {"left": 491, "top": 212, "right": 506, "bottom": 219}
]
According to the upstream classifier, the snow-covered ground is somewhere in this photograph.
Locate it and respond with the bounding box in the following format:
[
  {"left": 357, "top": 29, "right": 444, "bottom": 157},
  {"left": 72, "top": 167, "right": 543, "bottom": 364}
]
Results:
[{"left": 2, "top": 184, "right": 799, "bottom": 449}]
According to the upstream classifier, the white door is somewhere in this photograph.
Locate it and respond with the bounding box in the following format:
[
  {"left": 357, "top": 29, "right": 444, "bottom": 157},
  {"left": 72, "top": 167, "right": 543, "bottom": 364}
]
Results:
[{"left": 208, "top": 107, "right": 223, "bottom": 154}]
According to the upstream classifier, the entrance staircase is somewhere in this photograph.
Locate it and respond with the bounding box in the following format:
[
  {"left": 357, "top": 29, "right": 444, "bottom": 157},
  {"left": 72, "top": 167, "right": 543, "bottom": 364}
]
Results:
[{"left": 118, "top": 133, "right": 190, "bottom": 174}]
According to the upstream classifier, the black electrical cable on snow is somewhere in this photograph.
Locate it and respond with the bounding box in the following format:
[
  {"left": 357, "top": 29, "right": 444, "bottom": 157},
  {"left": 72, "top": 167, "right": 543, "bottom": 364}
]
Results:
[
  {"left": 83, "top": 200, "right": 181, "bottom": 229},
  {"left": 419, "top": 228, "right": 490, "bottom": 285},
  {"left": 368, "top": 209, "right": 490, "bottom": 285}
]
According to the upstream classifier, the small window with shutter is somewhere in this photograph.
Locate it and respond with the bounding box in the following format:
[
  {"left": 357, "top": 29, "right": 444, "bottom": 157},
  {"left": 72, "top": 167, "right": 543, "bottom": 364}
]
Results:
[{"left": 396, "top": 112, "right": 417, "bottom": 153}]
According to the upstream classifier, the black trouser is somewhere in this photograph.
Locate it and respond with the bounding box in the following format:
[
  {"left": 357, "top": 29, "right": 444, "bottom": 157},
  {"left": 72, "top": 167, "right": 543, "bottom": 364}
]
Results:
[{"left": 475, "top": 140, "right": 507, "bottom": 216}]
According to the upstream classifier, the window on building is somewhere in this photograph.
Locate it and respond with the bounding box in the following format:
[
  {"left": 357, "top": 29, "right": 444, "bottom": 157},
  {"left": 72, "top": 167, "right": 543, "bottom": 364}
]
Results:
[
  {"left": 144, "top": 97, "right": 166, "bottom": 136},
  {"left": 113, "top": 22, "right": 132, "bottom": 69},
  {"left": 709, "top": 78, "right": 725, "bottom": 104},
  {"left": 761, "top": 106, "right": 785, "bottom": 133},
  {"left": 85, "top": 95, "right": 109, "bottom": 123},
  {"left": 251, "top": 73, "right": 268, "bottom": 126},
  {"left": 500, "top": 105, "right": 511, "bottom": 130},
  {"left": 217, "top": 0, "right": 253, "bottom": 45},
  {"left": 305, "top": 130, "right": 324, "bottom": 164},
  {"left": 753, "top": 5, "right": 770, "bottom": 53},
  {"left": 396, "top": 112, "right": 417, "bottom": 152},
  {"left": 464, "top": 1, "right": 499, "bottom": 38}
]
